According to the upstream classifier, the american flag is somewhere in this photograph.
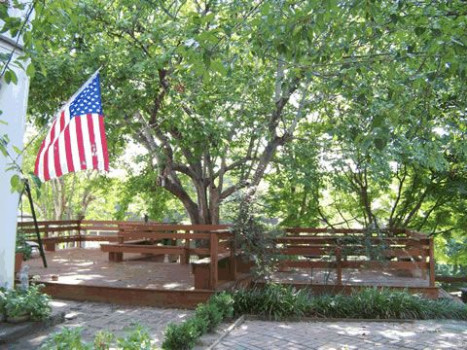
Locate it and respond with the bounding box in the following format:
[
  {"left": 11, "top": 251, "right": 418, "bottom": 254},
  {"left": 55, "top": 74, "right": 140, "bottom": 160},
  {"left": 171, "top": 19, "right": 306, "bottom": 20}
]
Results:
[{"left": 34, "top": 72, "right": 109, "bottom": 182}]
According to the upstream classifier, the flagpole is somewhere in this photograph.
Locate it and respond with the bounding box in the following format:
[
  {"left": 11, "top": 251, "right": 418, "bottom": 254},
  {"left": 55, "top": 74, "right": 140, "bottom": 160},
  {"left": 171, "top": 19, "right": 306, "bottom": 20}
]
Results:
[{"left": 24, "top": 179, "right": 47, "bottom": 268}]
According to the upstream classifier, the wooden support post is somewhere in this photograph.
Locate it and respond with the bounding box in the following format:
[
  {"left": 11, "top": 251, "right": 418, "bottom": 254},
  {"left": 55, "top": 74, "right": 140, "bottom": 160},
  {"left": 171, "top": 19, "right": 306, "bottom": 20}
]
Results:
[
  {"left": 335, "top": 247, "right": 342, "bottom": 285},
  {"left": 44, "top": 223, "right": 49, "bottom": 239},
  {"left": 210, "top": 233, "right": 218, "bottom": 290},
  {"left": 229, "top": 236, "right": 237, "bottom": 279},
  {"left": 429, "top": 237, "right": 435, "bottom": 287},
  {"left": 77, "top": 219, "right": 82, "bottom": 248},
  {"left": 109, "top": 252, "right": 123, "bottom": 262},
  {"left": 43, "top": 223, "right": 55, "bottom": 251},
  {"left": 183, "top": 229, "right": 190, "bottom": 265},
  {"left": 421, "top": 242, "right": 427, "bottom": 279}
]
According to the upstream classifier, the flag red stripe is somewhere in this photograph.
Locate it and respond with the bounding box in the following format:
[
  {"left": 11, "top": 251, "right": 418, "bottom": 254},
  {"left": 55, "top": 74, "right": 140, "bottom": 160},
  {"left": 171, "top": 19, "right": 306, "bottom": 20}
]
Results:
[
  {"left": 87, "top": 114, "right": 99, "bottom": 169},
  {"left": 53, "top": 111, "right": 66, "bottom": 178},
  {"left": 53, "top": 141, "right": 62, "bottom": 178},
  {"left": 60, "top": 111, "right": 65, "bottom": 132},
  {"left": 75, "top": 116, "right": 86, "bottom": 170},
  {"left": 34, "top": 139, "right": 45, "bottom": 175},
  {"left": 43, "top": 120, "right": 57, "bottom": 181},
  {"left": 64, "top": 124, "right": 74, "bottom": 173},
  {"left": 99, "top": 116, "right": 109, "bottom": 171},
  {"left": 43, "top": 148, "right": 50, "bottom": 181}
]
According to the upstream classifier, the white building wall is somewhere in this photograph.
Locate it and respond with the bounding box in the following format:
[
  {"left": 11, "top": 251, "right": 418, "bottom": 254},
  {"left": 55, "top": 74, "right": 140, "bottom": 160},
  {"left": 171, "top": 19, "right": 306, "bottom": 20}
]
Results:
[{"left": 0, "top": 1, "right": 33, "bottom": 289}]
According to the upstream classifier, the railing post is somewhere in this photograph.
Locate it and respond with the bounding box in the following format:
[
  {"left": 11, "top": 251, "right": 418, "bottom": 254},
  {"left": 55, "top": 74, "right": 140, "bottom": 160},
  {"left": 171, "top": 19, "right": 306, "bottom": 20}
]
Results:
[
  {"left": 44, "top": 223, "right": 55, "bottom": 252},
  {"left": 429, "top": 237, "right": 435, "bottom": 287},
  {"left": 228, "top": 233, "right": 237, "bottom": 279},
  {"left": 335, "top": 247, "right": 342, "bottom": 285},
  {"left": 44, "top": 223, "right": 49, "bottom": 239},
  {"left": 183, "top": 229, "right": 190, "bottom": 265},
  {"left": 210, "top": 232, "right": 219, "bottom": 290},
  {"left": 77, "top": 219, "right": 83, "bottom": 248}
]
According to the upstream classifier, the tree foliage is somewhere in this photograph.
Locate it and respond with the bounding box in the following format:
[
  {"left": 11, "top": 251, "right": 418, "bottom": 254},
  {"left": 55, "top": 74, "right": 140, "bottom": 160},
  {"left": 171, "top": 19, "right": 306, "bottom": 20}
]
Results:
[{"left": 26, "top": 0, "right": 465, "bottom": 254}]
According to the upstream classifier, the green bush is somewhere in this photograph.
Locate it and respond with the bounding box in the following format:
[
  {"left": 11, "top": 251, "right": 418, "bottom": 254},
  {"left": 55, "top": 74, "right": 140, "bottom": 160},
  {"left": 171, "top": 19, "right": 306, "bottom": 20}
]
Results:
[
  {"left": 231, "top": 285, "right": 467, "bottom": 320},
  {"left": 0, "top": 288, "right": 6, "bottom": 317},
  {"left": 3, "top": 284, "right": 51, "bottom": 320},
  {"left": 26, "top": 284, "right": 52, "bottom": 320},
  {"left": 117, "top": 324, "right": 152, "bottom": 350},
  {"left": 161, "top": 293, "right": 235, "bottom": 349},
  {"left": 16, "top": 234, "right": 33, "bottom": 260},
  {"left": 308, "top": 288, "right": 467, "bottom": 320},
  {"left": 93, "top": 330, "right": 114, "bottom": 350},
  {"left": 41, "top": 325, "right": 155, "bottom": 350},
  {"left": 40, "top": 327, "right": 90, "bottom": 350},
  {"left": 233, "top": 284, "right": 311, "bottom": 320},
  {"left": 209, "top": 292, "right": 234, "bottom": 319},
  {"left": 162, "top": 318, "right": 202, "bottom": 350},
  {"left": 195, "top": 303, "right": 223, "bottom": 332}
]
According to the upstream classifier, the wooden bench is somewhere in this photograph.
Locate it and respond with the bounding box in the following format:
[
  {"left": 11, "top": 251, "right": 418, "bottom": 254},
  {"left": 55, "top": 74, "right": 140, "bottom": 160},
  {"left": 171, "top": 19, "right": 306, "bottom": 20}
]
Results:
[
  {"left": 100, "top": 225, "right": 191, "bottom": 263},
  {"left": 101, "top": 242, "right": 186, "bottom": 262}
]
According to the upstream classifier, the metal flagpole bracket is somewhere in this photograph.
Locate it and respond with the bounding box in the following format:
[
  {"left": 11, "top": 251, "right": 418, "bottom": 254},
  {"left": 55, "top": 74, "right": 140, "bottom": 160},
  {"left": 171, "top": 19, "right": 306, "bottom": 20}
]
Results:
[{"left": 23, "top": 179, "right": 47, "bottom": 268}]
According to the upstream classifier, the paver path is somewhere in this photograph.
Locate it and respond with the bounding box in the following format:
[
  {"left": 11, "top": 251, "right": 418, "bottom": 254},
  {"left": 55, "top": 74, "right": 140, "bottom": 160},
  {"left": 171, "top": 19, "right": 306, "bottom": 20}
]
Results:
[
  {"left": 5, "top": 300, "right": 467, "bottom": 349},
  {"left": 5, "top": 299, "right": 194, "bottom": 349},
  {"left": 215, "top": 321, "right": 467, "bottom": 350},
  {"left": 214, "top": 320, "right": 467, "bottom": 350}
]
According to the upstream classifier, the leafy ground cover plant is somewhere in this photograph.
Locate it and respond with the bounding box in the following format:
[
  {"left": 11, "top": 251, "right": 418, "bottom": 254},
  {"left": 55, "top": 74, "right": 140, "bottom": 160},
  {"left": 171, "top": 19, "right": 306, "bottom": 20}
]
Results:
[
  {"left": 41, "top": 324, "right": 154, "bottom": 350},
  {"left": 2, "top": 284, "right": 51, "bottom": 321},
  {"left": 232, "top": 284, "right": 467, "bottom": 320},
  {"left": 308, "top": 288, "right": 467, "bottom": 320},
  {"left": 232, "top": 284, "right": 310, "bottom": 320},
  {"left": 16, "top": 233, "right": 33, "bottom": 260},
  {"left": 0, "top": 288, "right": 6, "bottom": 321}
]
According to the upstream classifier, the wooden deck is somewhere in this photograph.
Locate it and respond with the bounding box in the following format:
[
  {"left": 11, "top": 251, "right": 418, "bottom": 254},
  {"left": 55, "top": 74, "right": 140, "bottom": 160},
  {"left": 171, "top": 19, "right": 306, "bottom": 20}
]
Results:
[
  {"left": 27, "top": 248, "right": 195, "bottom": 290},
  {"left": 25, "top": 248, "right": 247, "bottom": 308},
  {"left": 19, "top": 221, "right": 439, "bottom": 304}
]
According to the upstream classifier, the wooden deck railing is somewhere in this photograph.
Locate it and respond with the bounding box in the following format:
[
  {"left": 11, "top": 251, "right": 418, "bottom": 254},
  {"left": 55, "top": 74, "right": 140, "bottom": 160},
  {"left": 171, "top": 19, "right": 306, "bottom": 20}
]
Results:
[
  {"left": 17, "top": 220, "right": 146, "bottom": 250},
  {"left": 276, "top": 228, "right": 435, "bottom": 287},
  {"left": 17, "top": 221, "right": 435, "bottom": 289}
]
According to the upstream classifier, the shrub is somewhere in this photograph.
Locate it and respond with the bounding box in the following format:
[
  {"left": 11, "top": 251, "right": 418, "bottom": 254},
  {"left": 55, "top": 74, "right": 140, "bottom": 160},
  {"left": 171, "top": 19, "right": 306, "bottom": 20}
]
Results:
[
  {"left": 0, "top": 288, "right": 6, "bottom": 317},
  {"left": 93, "top": 330, "right": 114, "bottom": 350},
  {"left": 232, "top": 284, "right": 311, "bottom": 320},
  {"left": 195, "top": 303, "right": 223, "bottom": 332},
  {"left": 42, "top": 325, "right": 155, "bottom": 350},
  {"left": 231, "top": 286, "right": 467, "bottom": 320},
  {"left": 162, "top": 318, "right": 202, "bottom": 350},
  {"left": 117, "top": 324, "right": 152, "bottom": 350},
  {"left": 209, "top": 292, "right": 234, "bottom": 319},
  {"left": 40, "top": 327, "right": 90, "bottom": 350},
  {"left": 16, "top": 234, "right": 33, "bottom": 260},
  {"left": 26, "top": 284, "right": 52, "bottom": 320},
  {"left": 307, "top": 288, "right": 467, "bottom": 320},
  {"left": 4, "top": 284, "right": 51, "bottom": 320}
]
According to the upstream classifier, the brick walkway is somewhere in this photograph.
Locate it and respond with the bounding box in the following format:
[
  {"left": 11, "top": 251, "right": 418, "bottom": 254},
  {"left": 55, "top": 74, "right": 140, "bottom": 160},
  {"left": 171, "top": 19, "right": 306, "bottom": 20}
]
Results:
[
  {"left": 214, "top": 320, "right": 467, "bottom": 350},
  {"left": 4, "top": 299, "right": 467, "bottom": 349},
  {"left": 5, "top": 299, "right": 194, "bottom": 349}
]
